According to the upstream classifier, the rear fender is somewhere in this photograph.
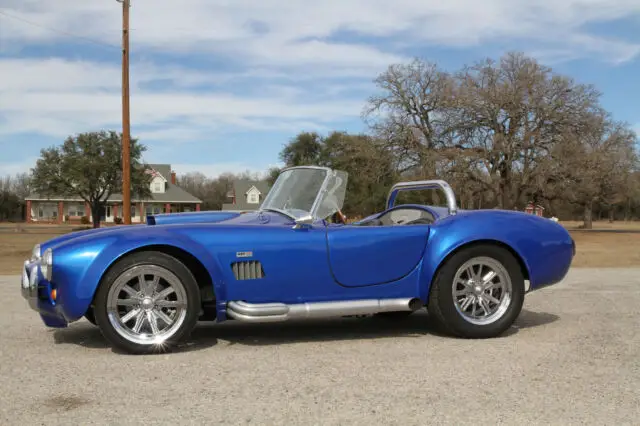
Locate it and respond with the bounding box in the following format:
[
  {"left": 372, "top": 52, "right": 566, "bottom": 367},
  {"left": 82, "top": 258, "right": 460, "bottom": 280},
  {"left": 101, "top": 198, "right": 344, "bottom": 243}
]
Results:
[{"left": 418, "top": 213, "right": 572, "bottom": 301}]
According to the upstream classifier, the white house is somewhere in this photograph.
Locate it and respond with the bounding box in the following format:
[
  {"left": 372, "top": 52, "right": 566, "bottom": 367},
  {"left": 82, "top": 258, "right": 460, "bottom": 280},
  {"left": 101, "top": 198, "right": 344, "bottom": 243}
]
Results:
[{"left": 25, "top": 164, "right": 202, "bottom": 224}]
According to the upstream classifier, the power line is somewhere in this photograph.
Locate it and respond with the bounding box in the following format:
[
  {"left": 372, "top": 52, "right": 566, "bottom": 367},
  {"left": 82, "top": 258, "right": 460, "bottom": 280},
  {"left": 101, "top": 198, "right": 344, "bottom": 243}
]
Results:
[{"left": 0, "top": 10, "right": 120, "bottom": 50}]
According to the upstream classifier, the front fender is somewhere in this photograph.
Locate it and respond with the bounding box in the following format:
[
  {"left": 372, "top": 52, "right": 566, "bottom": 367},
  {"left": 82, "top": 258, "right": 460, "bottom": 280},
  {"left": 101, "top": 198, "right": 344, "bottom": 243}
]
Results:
[
  {"left": 51, "top": 229, "right": 224, "bottom": 322},
  {"left": 418, "top": 212, "right": 573, "bottom": 301}
]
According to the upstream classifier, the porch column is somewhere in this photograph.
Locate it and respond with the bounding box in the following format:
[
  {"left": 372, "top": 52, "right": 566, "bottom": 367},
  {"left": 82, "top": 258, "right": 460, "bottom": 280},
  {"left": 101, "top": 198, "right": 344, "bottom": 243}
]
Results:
[
  {"left": 113, "top": 204, "right": 119, "bottom": 220},
  {"left": 195, "top": 204, "right": 200, "bottom": 212},
  {"left": 25, "top": 200, "right": 32, "bottom": 223},
  {"left": 138, "top": 202, "right": 144, "bottom": 222},
  {"left": 165, "top": 203, "right": 171, "bottom": 213},
  {"left": 57, "top": 201, "right": 64, "bottom": 224}
]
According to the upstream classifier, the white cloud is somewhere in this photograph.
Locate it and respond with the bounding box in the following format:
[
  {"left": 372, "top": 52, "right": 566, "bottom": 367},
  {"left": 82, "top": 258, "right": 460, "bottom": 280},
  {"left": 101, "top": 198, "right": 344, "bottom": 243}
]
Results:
[
  {"left": 0, "top": 57, "right": 364, "bottom": 140},
  {"left": 1, "top": 0, "right": 639, "bottom": 172},
  {"left": 2, "top": 0, "right": 639, "bottom": 64}
]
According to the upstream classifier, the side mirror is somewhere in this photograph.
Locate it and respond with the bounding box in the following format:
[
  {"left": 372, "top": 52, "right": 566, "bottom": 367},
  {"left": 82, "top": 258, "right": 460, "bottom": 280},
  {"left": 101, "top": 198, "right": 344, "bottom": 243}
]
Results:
[{"left": 293, "top": 214, "right": 314, "bottom": 229}]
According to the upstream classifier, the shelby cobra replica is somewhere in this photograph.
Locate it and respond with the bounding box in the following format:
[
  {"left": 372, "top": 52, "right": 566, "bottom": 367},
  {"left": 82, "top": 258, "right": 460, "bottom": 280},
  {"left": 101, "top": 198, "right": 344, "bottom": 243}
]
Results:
[{"left": 21, "top": 166, "right": 575, "bottom": 354}]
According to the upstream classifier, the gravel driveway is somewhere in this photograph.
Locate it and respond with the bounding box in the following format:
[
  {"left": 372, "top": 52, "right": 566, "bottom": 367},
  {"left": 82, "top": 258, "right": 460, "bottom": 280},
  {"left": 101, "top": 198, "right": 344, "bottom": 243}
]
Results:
[{"left": 1, "top": 268, "right": 638, "bottom": 425}]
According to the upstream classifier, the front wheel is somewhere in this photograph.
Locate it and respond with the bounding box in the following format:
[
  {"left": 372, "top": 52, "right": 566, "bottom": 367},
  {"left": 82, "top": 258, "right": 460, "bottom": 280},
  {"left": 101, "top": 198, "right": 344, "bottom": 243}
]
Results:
[
  {"left": 93, "top": 251, "right": 201, "bottom": 354},
  {"left": 427, "top": 244, "right": 525, "bottom": 338}
]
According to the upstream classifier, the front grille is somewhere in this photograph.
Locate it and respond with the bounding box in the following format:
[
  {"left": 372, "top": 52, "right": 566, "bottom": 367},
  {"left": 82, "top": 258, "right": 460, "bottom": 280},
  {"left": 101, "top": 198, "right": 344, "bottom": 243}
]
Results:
[{"left": 231, "top": 261, "right": 265, "bottom": 280}]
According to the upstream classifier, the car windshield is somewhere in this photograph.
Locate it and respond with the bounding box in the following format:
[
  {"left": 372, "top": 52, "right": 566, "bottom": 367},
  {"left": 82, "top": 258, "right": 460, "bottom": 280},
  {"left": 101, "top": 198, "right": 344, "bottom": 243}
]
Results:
[{"left": 260, "top": 167, "right": 348, "bottom": 220}]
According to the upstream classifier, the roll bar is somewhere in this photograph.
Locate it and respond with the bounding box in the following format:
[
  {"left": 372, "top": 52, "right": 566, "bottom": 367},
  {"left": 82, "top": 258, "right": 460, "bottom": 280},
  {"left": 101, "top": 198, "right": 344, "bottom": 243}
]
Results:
[{"left": 386, "top": 180, "right": 458, "bottom": 215}]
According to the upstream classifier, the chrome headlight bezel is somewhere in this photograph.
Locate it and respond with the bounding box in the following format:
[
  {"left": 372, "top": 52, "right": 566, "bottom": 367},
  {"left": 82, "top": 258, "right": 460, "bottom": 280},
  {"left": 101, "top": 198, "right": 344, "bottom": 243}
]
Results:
[
  {"left": 32, "top": 244, "right": 41, "bottom": 261},
  {"left": 41, "top": 248, "right": 53, "bottom": 281}
]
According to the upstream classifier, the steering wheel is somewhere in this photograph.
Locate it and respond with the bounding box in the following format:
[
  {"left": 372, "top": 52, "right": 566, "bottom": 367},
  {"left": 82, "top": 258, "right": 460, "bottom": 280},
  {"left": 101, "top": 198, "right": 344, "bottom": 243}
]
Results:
[{"left": 332, "top": 209, "right": 347, "bottom": 224}]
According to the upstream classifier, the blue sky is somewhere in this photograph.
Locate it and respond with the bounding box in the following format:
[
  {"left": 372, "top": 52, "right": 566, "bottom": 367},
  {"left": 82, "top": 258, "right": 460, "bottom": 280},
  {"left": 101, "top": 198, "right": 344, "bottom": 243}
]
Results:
[{"left": 1, "top": 0, "right": 639, "bottom": 178}]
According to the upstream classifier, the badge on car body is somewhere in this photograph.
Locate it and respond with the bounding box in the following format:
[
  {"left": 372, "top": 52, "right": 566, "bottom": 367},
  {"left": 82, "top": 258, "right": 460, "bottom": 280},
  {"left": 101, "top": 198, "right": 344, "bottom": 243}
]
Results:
[{"left": 236, "top": 251, "right": 253, "bottom": 258}]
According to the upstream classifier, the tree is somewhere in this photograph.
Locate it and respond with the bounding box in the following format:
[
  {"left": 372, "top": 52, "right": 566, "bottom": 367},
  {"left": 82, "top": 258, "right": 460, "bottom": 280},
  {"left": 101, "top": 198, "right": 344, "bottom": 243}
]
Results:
[
  {"left": 548, "top": 114, "right": 638, "bottom": 228},
  {"left": 30, "top": 131, "right": 152, "bottom": 228},
  {"left": 176, "top": 170, "right": 271, "bottom": 211},
  {"left": 363, "top": 51, "right": 604, "bottom": 210},
  {"left": 363, "top": 58, "right": 454, "bottom": 178},
  {"left": 275, "top": 130, "right": 398, "bottom": 217},
  {"left": 279, "top": 132, "right": 324, "bottom": 166}
]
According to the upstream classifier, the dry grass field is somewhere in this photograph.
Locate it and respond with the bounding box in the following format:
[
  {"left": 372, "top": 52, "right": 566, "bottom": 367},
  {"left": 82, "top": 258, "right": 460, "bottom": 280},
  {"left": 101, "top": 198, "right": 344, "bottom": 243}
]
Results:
[{"left": 0, "top": 220, "right": 638, "bottom": 274}]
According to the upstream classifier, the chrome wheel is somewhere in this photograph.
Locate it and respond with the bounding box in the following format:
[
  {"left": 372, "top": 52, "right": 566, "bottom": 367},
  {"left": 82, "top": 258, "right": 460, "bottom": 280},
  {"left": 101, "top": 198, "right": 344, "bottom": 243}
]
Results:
[
  {"left": 452, "top": 256, "right": 512, "bottom": 326},
  {"left": 106, "top": 264, "right": 188, "bottom": 346}
]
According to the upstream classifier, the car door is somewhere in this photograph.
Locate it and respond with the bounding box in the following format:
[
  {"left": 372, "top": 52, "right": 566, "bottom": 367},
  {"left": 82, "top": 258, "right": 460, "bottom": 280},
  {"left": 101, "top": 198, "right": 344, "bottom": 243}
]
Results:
[
  {"left": 211, "top": 224, "right": 333, "bottom": 303},
  {"left": 326, "top": 219, "right": 430, "bottom": 287}
]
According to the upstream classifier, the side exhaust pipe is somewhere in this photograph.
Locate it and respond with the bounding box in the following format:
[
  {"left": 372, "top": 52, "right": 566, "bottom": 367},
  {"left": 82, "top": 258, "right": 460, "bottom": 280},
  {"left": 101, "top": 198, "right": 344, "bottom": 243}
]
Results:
[{"left": 226, "top": 298, "right": 423, "bottom": 323}]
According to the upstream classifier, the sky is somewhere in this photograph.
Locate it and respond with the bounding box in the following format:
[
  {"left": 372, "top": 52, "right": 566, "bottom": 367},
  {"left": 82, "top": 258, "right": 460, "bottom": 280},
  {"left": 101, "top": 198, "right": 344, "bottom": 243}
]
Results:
[{"left": 1, "top": 0, "right": 639, "bottom": 179}]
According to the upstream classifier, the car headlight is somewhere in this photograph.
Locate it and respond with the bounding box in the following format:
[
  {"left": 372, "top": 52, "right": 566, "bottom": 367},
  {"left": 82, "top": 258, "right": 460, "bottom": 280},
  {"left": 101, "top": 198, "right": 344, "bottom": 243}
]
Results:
[
  {"left": 41, "top": 248, "right": 53, "bottom": 281},
  {"left": 32, "top": 244, "right": 41, "bottom": 260}
]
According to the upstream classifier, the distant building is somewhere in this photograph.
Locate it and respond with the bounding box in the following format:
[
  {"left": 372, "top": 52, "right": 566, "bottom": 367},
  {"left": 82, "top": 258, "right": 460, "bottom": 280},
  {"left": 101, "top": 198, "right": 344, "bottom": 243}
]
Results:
[
  {"left": 222, "top": 179, "right": 271, "bottom": 211},
  {"left": 524, "top": 202, "right": 545, "bottom": 217},
  {"left": 24, "top": 164, "right": 202, "bottom": 224}
]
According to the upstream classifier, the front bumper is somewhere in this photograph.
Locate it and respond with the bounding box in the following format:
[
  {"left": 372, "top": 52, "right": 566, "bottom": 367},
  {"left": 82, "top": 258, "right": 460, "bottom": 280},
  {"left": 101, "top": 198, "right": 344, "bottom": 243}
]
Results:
[{"left": 20, "top": 259, "right": 68, "bottom": 328}]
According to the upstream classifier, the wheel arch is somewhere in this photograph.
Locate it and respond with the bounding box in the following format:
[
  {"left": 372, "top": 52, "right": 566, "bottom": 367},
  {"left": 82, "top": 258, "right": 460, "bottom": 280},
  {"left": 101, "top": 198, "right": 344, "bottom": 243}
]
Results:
[
  {"left": 423, "top": 239, "right": 531, "bottom": 303},
  {"left": 87, "top": 244, "right": 217, "bottom": 317}
]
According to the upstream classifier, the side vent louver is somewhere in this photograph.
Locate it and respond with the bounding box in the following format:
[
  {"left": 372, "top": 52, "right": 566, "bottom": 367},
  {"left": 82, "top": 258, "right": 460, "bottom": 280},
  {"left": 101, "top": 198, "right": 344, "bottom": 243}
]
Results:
[{"left": 231, "top": 261, "right": 265, "bottom": 280}]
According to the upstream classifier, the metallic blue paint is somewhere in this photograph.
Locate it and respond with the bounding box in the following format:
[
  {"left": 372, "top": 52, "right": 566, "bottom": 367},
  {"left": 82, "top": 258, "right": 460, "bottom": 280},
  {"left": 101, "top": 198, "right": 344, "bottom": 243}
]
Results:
[
  {"left": 327, "top": 224, "right": 431, "bottom": 287},
  {"left": 21, "top": 201, "right": 574, "bottom": 330},
  {"left": 147, "top": 210, "right": 243, "bottom": 225}
]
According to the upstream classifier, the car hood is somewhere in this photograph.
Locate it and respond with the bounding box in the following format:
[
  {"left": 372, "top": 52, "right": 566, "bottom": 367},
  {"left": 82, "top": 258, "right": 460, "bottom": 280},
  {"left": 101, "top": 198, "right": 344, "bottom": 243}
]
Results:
[
  {"left": 38, "top": 210, "right": 294, "bottom": 251},
  {"left": 146, "top": 210, "right": 245, "bottom": 225}
]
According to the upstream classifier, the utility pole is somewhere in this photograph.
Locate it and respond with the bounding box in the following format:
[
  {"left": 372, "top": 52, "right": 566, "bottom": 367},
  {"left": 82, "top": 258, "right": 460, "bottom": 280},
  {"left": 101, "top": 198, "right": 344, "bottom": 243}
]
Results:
[{"left": 117, "top": 0, "right": 131, "bottom": 224}]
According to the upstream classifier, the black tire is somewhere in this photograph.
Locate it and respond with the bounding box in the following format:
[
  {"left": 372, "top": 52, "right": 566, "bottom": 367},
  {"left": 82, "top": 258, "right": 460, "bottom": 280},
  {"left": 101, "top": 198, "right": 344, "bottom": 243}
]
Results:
[
  {"left": 84, "top": 307, "right": 97, "bottom": 325},
  {"left": 93, "top": 251, "right": 201, "bottom": 354},
  {"left": 427, "top": 244, "right": 525, "bottom": 338}
]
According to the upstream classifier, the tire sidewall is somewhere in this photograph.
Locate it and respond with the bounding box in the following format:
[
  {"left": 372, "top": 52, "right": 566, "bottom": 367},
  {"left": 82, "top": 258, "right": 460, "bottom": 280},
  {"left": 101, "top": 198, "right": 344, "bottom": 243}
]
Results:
[
  {"left": 432, "top": 244, "right": 525, "bottom": 338},
  {"left": 93, "top": 251, "right": 201, "bottom": 354}
]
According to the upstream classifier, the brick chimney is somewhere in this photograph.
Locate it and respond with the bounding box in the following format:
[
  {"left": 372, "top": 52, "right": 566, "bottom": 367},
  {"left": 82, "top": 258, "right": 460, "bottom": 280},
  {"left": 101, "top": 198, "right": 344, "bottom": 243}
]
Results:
[{"left": 171, "top": 171, "right": 176, "bottom": 185}]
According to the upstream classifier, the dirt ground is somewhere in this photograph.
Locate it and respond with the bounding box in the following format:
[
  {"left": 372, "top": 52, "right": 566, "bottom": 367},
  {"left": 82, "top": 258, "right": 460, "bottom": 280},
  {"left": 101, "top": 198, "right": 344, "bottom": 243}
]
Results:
[{"left": 1, "top": 220, "right": 639, "bottom": 274}]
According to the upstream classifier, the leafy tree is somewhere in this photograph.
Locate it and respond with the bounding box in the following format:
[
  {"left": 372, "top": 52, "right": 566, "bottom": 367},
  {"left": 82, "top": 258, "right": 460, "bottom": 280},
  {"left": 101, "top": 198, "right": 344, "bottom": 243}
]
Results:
[
  {"left": 30, "top": 131, "right": 152, "bottom": 228},
  {"left": 275, "top": 130, "right": 398, "bottom": 217},
  {"left": 320, "top": 131, "right": 397, "bottom": 216},
  {"left": 0, "top": 190, "right": 21, "bottom": 221},
  {"left": 279, "top": 132, "right": 324, "bottom": 166}
]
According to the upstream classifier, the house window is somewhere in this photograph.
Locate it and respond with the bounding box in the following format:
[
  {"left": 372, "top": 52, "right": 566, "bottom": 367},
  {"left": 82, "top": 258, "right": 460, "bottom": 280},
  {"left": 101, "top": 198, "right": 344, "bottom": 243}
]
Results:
[
  {"left": 146, "top": 205, "right": 162, "bottom": 215},
  {"left": 67, "top": 205, "right": 84, "bottom": 217},
  {"left": 131, "top": 206, "right": 136, "bottom": 217},
  {"left": 248, "top": 193, "right": 259, "bottom": 204},
  {"left": 154, "top": 182, "right": 162, "bottom": 192}
]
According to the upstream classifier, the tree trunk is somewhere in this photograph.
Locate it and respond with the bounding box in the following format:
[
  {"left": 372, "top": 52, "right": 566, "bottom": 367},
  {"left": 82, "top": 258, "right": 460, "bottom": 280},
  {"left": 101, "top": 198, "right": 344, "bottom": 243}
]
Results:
[
  {"left": 608, "top": 208, "right": 614, "bottom": 223},
  {"left": 583, "top": 201, "right": 593, "bottom": 229},
  {"left": 91, "top": 204, "right": 102, "bottom": 228},
  {"left": 624, "top": 198, "right": 631, "bottom": 222}
]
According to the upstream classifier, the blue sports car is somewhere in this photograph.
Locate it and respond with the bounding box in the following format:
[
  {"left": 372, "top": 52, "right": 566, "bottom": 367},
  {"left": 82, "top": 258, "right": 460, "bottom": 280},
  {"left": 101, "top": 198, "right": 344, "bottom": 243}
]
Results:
[{"left": 21, "top": 166, "right": 575, "bottom": 354}]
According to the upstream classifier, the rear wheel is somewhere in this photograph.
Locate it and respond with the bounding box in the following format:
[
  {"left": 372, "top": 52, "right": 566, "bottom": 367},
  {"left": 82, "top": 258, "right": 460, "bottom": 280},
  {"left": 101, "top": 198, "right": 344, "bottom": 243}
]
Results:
[
  {"left": 93, "top": 251, "right": 201, "bottom": 354},
  {"left": 427, "top": 244, "right": 525, "bottom": 338}
]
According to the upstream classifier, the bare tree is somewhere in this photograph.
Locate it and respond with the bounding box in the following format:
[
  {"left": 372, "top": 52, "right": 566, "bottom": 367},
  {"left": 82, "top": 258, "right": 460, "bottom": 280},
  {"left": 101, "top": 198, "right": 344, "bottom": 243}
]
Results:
[
  {"left": 363, "top": 58, "right": 455, "bottom": 178},
  {"left": 363, "top": 51, "right": 605, "bottom": 211},
  {"left": 550, "top": 113, "right": 638, "bottom": 228}
]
